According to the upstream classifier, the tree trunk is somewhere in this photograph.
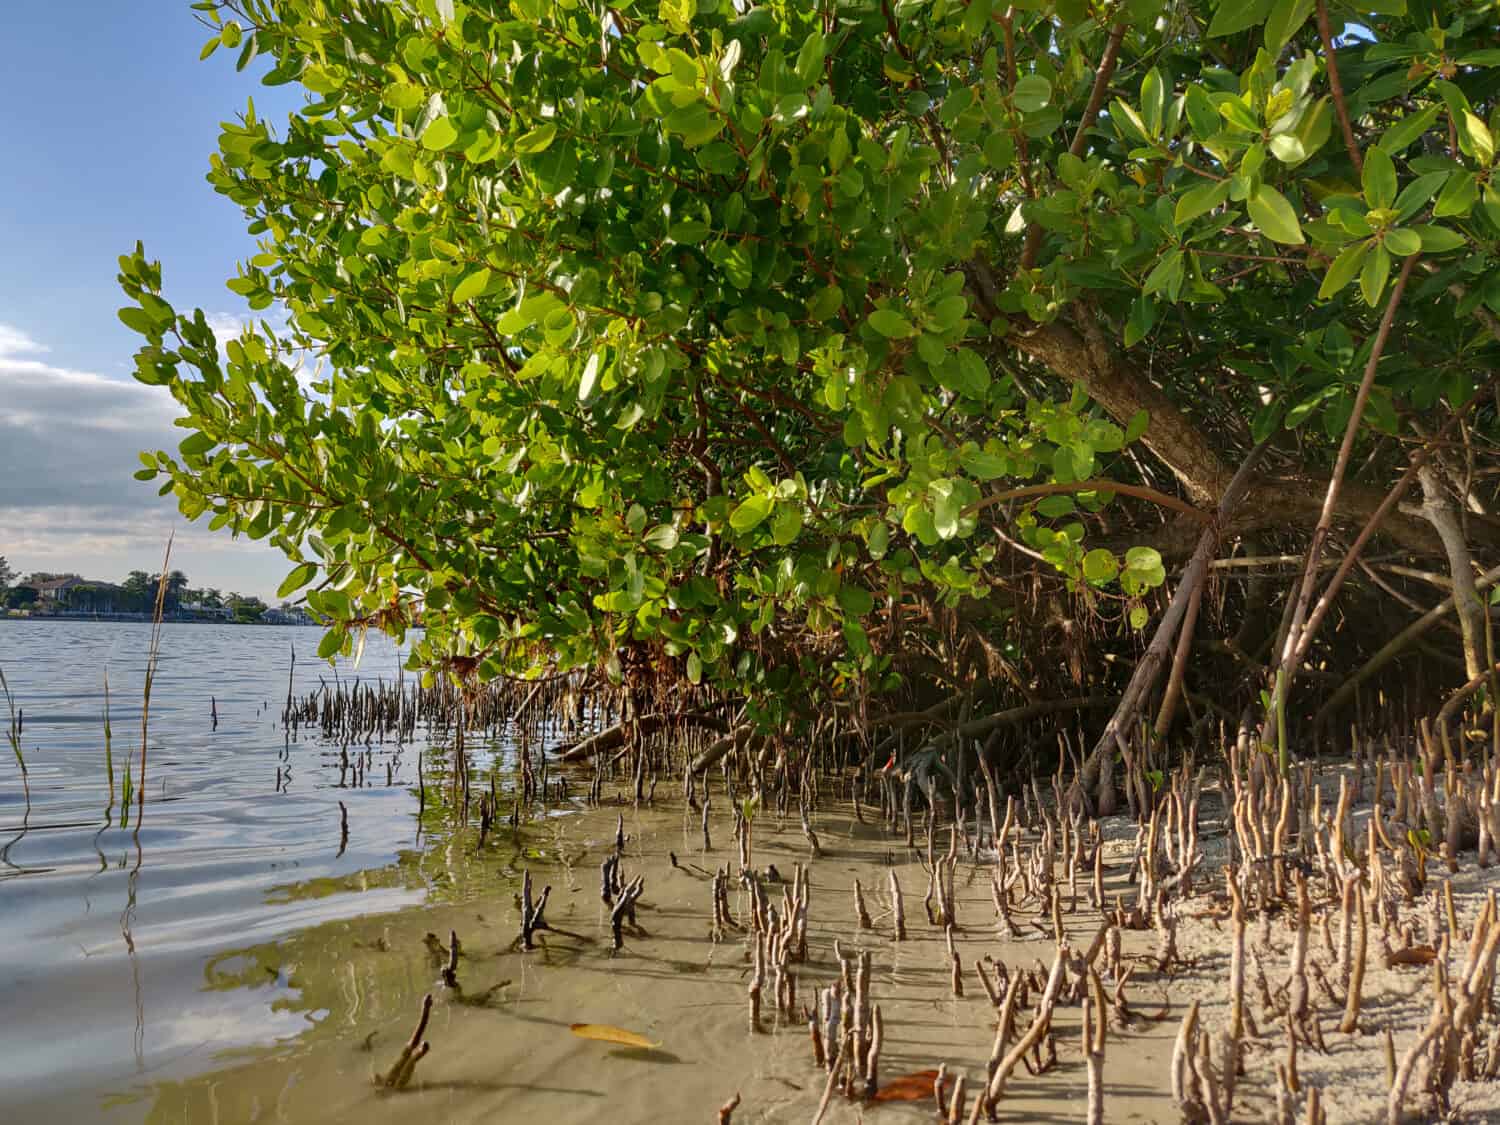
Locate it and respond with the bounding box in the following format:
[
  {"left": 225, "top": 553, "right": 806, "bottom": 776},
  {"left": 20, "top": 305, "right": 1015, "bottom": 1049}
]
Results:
[{"left": 1419, "top": 463, "right": 1485, "bottom": 683}]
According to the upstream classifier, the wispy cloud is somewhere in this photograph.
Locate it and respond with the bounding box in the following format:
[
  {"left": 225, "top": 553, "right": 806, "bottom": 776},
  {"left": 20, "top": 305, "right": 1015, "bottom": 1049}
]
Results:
[{"left": 0, "top": 323, "right": 48, "bottom": 358}]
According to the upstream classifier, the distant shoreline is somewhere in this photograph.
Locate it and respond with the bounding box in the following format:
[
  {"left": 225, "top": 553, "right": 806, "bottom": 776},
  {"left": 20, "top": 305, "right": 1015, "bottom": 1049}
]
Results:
[{"left": 0, "top": 613, "right": 320, "bottom": 627}]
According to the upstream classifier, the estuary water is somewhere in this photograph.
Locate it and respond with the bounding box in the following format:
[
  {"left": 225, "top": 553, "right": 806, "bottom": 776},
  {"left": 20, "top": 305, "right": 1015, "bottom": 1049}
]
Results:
[{"left": 0, "top": 620, "right": 481, "bottom": 1120}]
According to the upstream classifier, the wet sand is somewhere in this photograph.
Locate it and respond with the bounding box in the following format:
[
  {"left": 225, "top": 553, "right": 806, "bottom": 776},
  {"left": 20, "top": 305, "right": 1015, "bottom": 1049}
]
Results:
[
  {"left": 73, "top": 759, "right": 1500, "bottom": 1125},
  {"left": 127, "top": 797, "right": 1180, "bottom": 1123}
]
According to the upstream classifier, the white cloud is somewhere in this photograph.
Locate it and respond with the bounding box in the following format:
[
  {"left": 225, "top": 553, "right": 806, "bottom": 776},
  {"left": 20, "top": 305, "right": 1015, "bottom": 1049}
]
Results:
[
  {"left": 0, "top": 320, "right": 286, "bottom": 597},
  {"left": 0, "top": 323, "right": 48, "bottom": 359}
]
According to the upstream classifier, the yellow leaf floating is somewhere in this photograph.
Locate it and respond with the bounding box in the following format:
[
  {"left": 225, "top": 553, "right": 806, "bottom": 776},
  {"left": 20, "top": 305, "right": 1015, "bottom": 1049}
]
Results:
[{"left": 569, "top": 1023, "right": 661, "bottom": 1050}]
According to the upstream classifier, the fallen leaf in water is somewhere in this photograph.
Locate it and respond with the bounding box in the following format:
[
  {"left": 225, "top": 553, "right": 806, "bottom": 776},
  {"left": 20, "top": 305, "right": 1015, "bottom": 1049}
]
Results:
[
  {"left": 872, "top": 1069, "right": 941, "bottom": 1102},
  {"left": 570, "top": 1023, "right": 660, "bottom": 1049}
]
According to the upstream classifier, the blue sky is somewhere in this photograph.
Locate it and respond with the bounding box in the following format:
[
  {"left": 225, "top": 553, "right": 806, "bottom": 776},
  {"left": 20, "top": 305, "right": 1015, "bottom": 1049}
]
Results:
[{"left": 0, "top": 4, "right": 303, "bottom": 599}]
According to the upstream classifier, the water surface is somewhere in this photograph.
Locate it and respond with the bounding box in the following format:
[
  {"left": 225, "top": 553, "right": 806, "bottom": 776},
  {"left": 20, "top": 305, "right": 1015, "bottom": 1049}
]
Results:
[{"left": 0, "top": 620, "right": 505, "bottom": 1119}]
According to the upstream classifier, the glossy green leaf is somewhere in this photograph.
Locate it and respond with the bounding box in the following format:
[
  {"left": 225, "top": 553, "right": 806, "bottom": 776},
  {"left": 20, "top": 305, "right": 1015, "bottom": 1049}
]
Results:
[
  {"left": 1246, "top": 184, "right": 1304, "bottom": 244},
  {"left": 1174, "top": 180, "right": 1232, "bottom": 226},
  {"left": 1359, "top": 243, "right": 1391, "bottom": 305},
  {"left": 868, "top": 308, "right": 915, "bottom": 338},
  {"left": 453, "top": 267, "right": 491, "bottom": 303},
  {"left": 421, "top": 115, "right": 458, "bottom": 150},
  {"left": 1361, "top": 145, "right": 1398, "bottom": 210},
  {"left": 1013, "top": 75, "right": 1052, "bottom": 114},
  {"left": 277, "top": 562, "right": 318, "bottom": 598},
  {"left": 1318, "top": 241, "right": 1369, "bottom": 300},
  {"left": 729, "top": 495, "right": 773, "bottom": 533}
]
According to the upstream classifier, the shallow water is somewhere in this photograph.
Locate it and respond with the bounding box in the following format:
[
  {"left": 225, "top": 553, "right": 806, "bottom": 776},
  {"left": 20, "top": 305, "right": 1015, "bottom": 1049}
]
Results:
[
  {"left": 125, "top": 799, "right": 1181, "bottom": 1125},
  {"left": 0, "top": 621, "right": 1184, "bottom": 1124},
  {"left": 0, "top": 620, "right": 532, "bottom": 1120}
]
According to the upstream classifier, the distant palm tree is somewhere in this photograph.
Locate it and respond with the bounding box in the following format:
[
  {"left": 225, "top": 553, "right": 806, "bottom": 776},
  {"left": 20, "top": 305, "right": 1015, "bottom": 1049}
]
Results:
[{"left": 165, "top": 570, "right": 189, "bottom": 611}]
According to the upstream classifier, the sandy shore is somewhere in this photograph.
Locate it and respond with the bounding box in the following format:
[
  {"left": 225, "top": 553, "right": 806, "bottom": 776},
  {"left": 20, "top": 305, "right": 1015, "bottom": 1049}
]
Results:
[{"left": 119, "top": 760, "right": 1500, "bottom": 1124}]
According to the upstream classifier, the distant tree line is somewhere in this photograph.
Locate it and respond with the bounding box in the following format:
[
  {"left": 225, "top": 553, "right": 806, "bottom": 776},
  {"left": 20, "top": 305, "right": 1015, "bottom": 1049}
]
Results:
[{"left": 0, "top": 558, "right": 269, "bottom": 620}]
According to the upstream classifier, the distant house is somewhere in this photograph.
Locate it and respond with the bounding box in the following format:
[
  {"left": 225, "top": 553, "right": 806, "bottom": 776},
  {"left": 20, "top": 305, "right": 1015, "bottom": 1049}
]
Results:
[
  {"left": 263, "top": 604, "right": 315, "bottom": 626},
  {"left": 181, "top": 601, "right": 234, "bottom": 621},
  {"left": 34, "top": 576, "right": 88, "bottom": 602},
  {"left": 35, "top": 577, "right": 124, "bottom": 613}
]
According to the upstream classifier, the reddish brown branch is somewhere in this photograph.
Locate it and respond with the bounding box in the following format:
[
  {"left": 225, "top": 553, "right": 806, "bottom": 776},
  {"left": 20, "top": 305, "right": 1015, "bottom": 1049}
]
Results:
[{"left": 1317, "top": 0, "right": 1363, "bottom": 175}]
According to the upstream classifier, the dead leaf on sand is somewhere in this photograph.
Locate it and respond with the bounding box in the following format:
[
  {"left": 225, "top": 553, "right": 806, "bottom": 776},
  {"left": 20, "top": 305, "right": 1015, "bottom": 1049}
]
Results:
[{"left": 569, "top": 1023, "right": 661, "bottom": 1050}]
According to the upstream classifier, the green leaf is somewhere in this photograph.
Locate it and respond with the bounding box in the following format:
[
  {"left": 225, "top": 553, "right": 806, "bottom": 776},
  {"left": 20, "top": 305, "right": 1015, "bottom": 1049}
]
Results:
[
  {"left": 902, "top": 503, "right": 939, "bottom": 547},
  {"left": 668, "top": 219, "right": 710, "bottom": 244},
  {"left": 180, "top": 431, "right": 216, "bottom": 457},
  {"left": 421, "top": 115, "right": 459, "bottom": 151},
  {"left": 1411, "top": 224, "right": 1466, "bottom": 253},
  {"left": 516, "top": 123, "right": 558, "bottom": 155},
  {"left": 1012, "top": 75, "right": 1052, "bottom": 114},
  {"left": 1361, "top": 145, "right": 1398, "bottom": 210},
  {"left": 1110, "top": 98, "right": 1151, "bottom": 143},
  {"left": 317, "top": 628, "right": 347, "bottom": 659},
  {"left": 930, "top": 479, "right": 960, "bottom": 539},
  {"left": 1125, "top": 409, "right": 1150, "bottom": 443},
  {"left": 1359, "top": 243, "right": 1391, "bottom": 306},
  {"left": 1125, "top": 545, "right": 1164, "bottom": 578},
  {"left": 1461, "top": 111, "right": 1495, "bottom": 166},
  {"left": 1185, "top": 86, "right": 1220, "bottom": 140},
  {"left": 729, "top": 494, "right": 773, "bottom": 533},
  {"left": 686, "top": 651, "right": 702, "bottom": 684},
  {"left": 1174, "top": 180, "right": 1232, "bottom": 227},
  {"left": 1207, "top": 0, "right": 1274, "bottom": 36},
  {"left": 1143, "top": 249, "right": 1184, "bottom": 300},
  {"left": 1433, "top": 171, "right": 1478, "bottom": 218},
  {"left": 118, "top": 307, "right": 158, "bottom": 336},
  {"left": 1394, "top": 171, "right": 1452, "bottom": 221},
  {"left": 1263, "top": 0, "right": 1314, "bottom": 49},
  {"left": 643, "top": 524, "right": 680, "bottom": 551},
  {"left": 665, "top": 103, "right": 723, "bottom": 146},
  {"left": 1140, "top": 68, "right": 1166, "bottom": 138},
  {"left": 770, "top": 505, "right": 803, "bottom": 545},
  {"left": 806, "top": 285, "right": 843, "bottom": 320},
  {"left": 1318, "top": 241, "right": 1369, "bottom": 300},
  {"left": 277, "top": 562, "right": 317, "bottom": 598},
  {"left": 1379, "top": 104, "right": 1441, "bottom": 153},
  {"left": 1246, "top": 184, "right": 1304, "bottom": 244},
  {"left": 1129, "top": 605, "right": 1149, "bottom": 630},
  {"left": 838, "top": 584, "right": 875, "bottom": 616},
  {"left": 961, "top": 447, "right": 1008, "bottom": 480},
  {"left": 1082, "top": 548, "right": 1118, "bottom": 584},
  {"left": 1383, "top": 228, "right": 1421, "bottom": 257},
  {"left": 868, "top": 308, "right": 915, "bottom": 338},
  {"left": 1291, "top": 97, "right": 1332, "bottom": 163},
  {"left": 1268, "top": 134, "right": 1306, "bottom": 164},
  {"left": 453, "top": 267, "right": 491, "bottom": 303},
  {"left": 795, "top": 30, "right": 826, "bottom": 84}
]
